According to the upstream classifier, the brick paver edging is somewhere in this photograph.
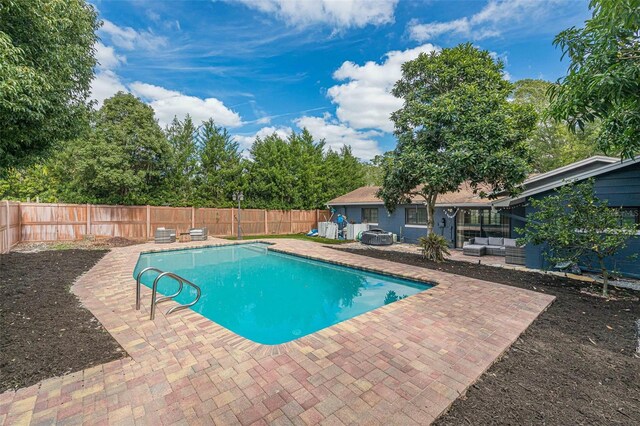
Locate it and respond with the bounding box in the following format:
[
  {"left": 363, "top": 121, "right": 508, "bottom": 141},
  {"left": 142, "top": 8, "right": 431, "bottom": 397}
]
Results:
[{"left": 1, "top": 238, "right": 554, "bottom": 425}]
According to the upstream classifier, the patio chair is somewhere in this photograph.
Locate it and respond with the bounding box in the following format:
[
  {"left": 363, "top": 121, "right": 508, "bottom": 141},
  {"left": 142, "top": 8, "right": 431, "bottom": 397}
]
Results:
[
  {"left": 189, "top": 227, "right": 208, "bottom": 241},
  {"left": 154, "top": 228, "right": 176, "bottom": 243}
]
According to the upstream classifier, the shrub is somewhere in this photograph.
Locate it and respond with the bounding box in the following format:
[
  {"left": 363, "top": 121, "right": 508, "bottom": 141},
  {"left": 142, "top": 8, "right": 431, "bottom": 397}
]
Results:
[{"left": 418, "top": 233, "right": 450, "bottom": 262}]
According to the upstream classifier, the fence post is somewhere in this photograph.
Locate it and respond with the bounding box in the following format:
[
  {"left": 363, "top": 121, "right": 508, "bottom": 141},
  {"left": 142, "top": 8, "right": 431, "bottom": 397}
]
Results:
[
  {"left": 191, "top": 207, "right": 195, "bottom": 228},
  {"left": 86, "top": 203, "right": 91, "bottom": 236},
  {"left": 4, "top": 200, "right": 9, "bottom": 253},
  {"left": 264, "top": 210, "right": 268, "bottom": 235},
  {"left": 146, "top": 205, "right": 151, "bottom": 240},
  {"left": 230, "top": 208, "right": 234, "bottom": 237},
  {"left": 315, "top": 209, "right": 319, "bottom": 228},
  {"left": 17, "top": 202, "right": 21, "bottom": 248}
]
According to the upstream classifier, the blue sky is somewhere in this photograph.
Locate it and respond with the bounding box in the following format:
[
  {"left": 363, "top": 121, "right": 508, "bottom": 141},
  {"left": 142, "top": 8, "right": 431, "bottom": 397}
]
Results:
[{"left": 91, "top": 0, "right": 592, "bottom": 159}]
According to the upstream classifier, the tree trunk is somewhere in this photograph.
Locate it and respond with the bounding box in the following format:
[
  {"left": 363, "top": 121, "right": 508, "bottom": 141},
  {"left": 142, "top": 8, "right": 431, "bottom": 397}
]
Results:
[
  {"left": 425, "top": 192, "right": 437, "bottom": 235},
  {"left": 599, "top": 257, "right": 609, "bottom": 297}
]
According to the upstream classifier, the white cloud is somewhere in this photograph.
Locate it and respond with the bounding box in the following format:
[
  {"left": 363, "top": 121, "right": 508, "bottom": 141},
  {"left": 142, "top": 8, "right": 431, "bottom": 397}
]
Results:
[
  {"left": 228, "top": 0, "right": 398, "bottom": 29},
  {"left": 90, "top": 70, "right": 127, "bottom": 106},
  {"left": 234, "top": 126, "right": 293, "bottom": 153},
  {"left": 408, "top": 18, "right": 471, "bottom": 41},
  {"left": 94, "top": 41, "right": 126, "bottom": 70},
  {"left": 90, "top": 42, "right": 128, "bottom": 105},
  {"left": 327, "top": 43, "right": 438, "bottom": 133},
  {"left": 295, "top": 115, "right": 381, "bottom": 160},
  {"left": 99, "top": 19, "right": 167, "bottom": 50},
  {"left": 130, "top": 82, "right": 243, "bottom": 128},
  {"left": 408, "top": 0, "right": 571, "bottom": 42}
]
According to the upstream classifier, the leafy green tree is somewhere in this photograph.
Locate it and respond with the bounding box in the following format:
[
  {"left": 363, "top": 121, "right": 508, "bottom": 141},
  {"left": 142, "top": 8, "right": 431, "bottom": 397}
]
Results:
[
  {"left": 379, "top": 43, "right": 537, "bottom": 241},
  {"left": 0, "top": 164, "right": 59, "bottom": 202},
  {"left": 246, "top": 129, "right": 360, "bottom": 209},
  {"left": 164, "top": 116, "right": 200, "bottom": 206},
  {"left": 513, "top": 79, "right": 601, "bottom": 172},
  {"left": 57, "top": 92, "right": 171, "bottom": 204},
  {"left": 0, "top": 0, "right": 99, "bottom": 169},
  {"left": 549, "top": 0, "right": 640, "bottom": 159},
  {"left": 322, "top": 146, "right": 366, "bottom": 201},
  {"left": 198, "top": 119, "right": 245, "bottom": 207},
  {"left": 520, "top": 180, "right": 638, "bottom": 296},
  {"left": 362, "top": 155, "right": 384, "bottom": 186},
  {"left": 248, "top": 132, "right": 303, "bottom": 209}
]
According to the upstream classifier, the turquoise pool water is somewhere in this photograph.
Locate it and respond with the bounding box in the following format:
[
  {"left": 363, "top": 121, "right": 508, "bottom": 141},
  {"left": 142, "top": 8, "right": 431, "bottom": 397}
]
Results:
[{"left": 133, "top": 244, "right": 433, "bottom": 345}]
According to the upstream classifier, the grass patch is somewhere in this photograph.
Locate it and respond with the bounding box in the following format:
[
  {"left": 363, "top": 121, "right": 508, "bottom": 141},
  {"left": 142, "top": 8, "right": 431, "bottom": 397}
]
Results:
[{"left": 223, "top": 234, "right": 353, "bottom": 245}]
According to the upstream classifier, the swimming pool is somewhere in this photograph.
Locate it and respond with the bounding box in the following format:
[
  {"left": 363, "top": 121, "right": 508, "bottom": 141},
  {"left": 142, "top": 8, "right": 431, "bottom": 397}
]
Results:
[{"left": 133, "top": 244, "right": 433, "bottom": 345}]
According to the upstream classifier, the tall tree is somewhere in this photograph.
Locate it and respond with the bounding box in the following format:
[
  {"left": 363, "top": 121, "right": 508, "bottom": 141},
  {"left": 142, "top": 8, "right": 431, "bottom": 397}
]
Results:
[
  {"left": 164, "top": 115, "right": 199, "bottom": 206},
  {"left": 0, "top": 164, "right": 59, "bottom": 202},
  {"left": 379, "top": 43, "right": 537, "bottom": 238},
  {"left": 322, "top": 146, "right": 366, "bottom": 201},
  {"left": 198, "top": 119, "right": 244, "bottom": 207},
  {"left": 0, "top": 0, "right": 99, "bottom": 169},
  {"left": 57, "top": 92, "right": 171, "bottom": 204},
  {"left": 248, "top": 132, "right": 299, "bottom": 209},
  {"left": 247, "top": 129, "right": 338, "bottom": 210},
  {"left": 287, "top": 130, "right": 325, "bottom": 209},
  {"left": 362, "top": 155, "right": 384, "bottom": 186},
  {"left": 512, "top": 79, "right": 600, "bottom": 172},
  {"left": 549, "top": 0, "right": 640, "bottom": 159}
]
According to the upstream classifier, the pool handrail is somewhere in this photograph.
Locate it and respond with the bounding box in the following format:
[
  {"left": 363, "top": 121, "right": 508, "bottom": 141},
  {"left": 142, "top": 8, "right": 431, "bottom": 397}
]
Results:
[
  {"left": 136, "top": 267, "right": 164, "bottom": 310},
  {"left": 150, "top": 271, "right": 201, "bottom": 320},
  {"left": 136, "top": 267, "right": 201, "bottom": 320}
]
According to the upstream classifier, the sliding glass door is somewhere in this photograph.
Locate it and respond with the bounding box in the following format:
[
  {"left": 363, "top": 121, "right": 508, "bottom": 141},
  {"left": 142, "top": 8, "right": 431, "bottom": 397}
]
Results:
[{"left": 455, "top": 208, "right": 510, "bottom": 248}]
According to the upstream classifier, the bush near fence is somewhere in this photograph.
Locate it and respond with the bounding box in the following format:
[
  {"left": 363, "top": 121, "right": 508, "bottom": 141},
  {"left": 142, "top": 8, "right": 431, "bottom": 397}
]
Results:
[{"left": 0, "top": 201, "right": 330, "bottom": 253}]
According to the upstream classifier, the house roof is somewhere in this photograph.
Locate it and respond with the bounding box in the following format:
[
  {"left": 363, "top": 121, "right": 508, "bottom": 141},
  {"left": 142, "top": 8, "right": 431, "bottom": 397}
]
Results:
[
  {"left": 327, "top": 156, "right": 635, "bottom": 209},
  {"left": 327, "top": 183, "right": 497, "bottom": 207},
  {"left": 492, "top": 155, "right": 639, "bottom": 207},
  {"left": 519, "top": 156, "right": 619, "bottom": 190}
]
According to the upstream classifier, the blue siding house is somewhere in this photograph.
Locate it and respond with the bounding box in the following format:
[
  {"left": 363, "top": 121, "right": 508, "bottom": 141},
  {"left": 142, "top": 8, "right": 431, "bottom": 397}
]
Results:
[{"left": 327, "top": 155, "right": 640, "bottom": 278}]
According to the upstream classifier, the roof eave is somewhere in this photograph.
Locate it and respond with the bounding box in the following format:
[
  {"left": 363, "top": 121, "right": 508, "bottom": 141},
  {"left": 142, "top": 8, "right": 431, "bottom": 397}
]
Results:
[{"left": 492, "top": 155, "right": 639, "bottom": 206}]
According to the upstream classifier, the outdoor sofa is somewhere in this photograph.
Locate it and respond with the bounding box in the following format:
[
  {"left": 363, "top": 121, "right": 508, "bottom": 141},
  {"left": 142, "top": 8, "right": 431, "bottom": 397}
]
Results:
[{"left": 462, "top": 237, "right": 520, "bottom": 257}]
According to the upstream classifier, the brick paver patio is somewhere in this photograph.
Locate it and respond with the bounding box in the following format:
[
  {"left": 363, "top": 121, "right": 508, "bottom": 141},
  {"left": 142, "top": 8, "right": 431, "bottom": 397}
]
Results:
[{"left": 0, "top": 238, "right": 554, "bottom": 425}]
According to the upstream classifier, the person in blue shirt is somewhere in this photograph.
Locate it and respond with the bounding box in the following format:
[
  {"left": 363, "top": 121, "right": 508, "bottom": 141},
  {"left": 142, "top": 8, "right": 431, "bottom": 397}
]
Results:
[{"left": 336, "top": 214, "right": 346, "bottom": 239}]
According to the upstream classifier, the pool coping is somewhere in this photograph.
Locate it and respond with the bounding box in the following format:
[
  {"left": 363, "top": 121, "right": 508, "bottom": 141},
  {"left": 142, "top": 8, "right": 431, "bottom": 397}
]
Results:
[{"left": 0, "top": 237, "right": 556, "bottom": 425}]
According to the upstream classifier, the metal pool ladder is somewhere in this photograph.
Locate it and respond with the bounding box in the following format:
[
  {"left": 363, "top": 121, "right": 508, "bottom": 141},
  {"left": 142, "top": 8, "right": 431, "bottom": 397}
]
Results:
[{"left": 136, "top": 267, "right": 201, "bottom": 320}]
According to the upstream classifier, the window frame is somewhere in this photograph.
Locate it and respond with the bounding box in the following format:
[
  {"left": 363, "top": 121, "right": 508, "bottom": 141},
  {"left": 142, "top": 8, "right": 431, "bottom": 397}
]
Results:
[
  {"left": 361, "top": 207, "right": 379, "bottom": 224},
  {"left": 405, "top": 207, "right": 427, "bottom": 226}
]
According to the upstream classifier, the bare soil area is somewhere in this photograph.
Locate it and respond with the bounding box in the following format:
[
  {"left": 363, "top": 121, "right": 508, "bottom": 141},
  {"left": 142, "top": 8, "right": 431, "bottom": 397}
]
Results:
[{"left": 0, "top": 250, "right": 126, "bottom": 393}]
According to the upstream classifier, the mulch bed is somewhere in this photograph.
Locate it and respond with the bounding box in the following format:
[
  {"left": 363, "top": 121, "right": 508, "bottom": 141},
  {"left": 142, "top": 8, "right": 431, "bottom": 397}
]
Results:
[
  {"left": 334, "top": 248, "right": 640, "bottom": 425},
  {"left": 0, "top": 250, "right": 126, "bottom": 393}
]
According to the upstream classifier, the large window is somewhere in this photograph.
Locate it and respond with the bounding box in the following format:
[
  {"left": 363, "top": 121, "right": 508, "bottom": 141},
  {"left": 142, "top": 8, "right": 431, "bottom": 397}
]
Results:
[
  {"left": 405, "top": 207, "right": 427, "bottom": 225},
  {"left": 362, "top": 208, "right": 379, "bottom": 224},
  {"left": 455, "top": 208, "right": 510, "bottom": 248}
]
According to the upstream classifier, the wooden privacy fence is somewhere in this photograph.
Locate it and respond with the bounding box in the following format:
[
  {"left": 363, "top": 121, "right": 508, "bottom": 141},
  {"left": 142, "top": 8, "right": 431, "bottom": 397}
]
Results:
[
  {"left": 0, "top": 202, "right": 330, "bottom": 253},
  {"left": 1, "top": 201, "right": 21, "bottom": 254}
]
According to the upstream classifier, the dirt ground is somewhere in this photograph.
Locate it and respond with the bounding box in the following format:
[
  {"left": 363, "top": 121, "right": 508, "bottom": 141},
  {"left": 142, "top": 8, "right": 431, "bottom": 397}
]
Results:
[
  {"left": 11, "top": 236, "right": 142, "bottom": 253},
  {"left": 0, "top": 250, "right": 126, "bottom": 393},
  {"left": 334, "top": 247, "right": 640, "bottom": 425}
]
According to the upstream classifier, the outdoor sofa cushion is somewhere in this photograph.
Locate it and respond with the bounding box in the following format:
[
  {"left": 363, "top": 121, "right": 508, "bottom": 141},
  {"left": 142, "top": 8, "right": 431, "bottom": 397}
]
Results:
[
  {"left": 503, "top": 238, "right": 517, "bottom": 247},
  {"left": 474, "top": 237, "right": 489, "bottom": 245},
  {"left": 488, "top": 237, "right": 504, "bottom": 246},
  {"left": 486, "top": 246, "right": 506, "bottom": 256},
  {"left": 463, "top": 244, "right": 486, "bottom": 256}
]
